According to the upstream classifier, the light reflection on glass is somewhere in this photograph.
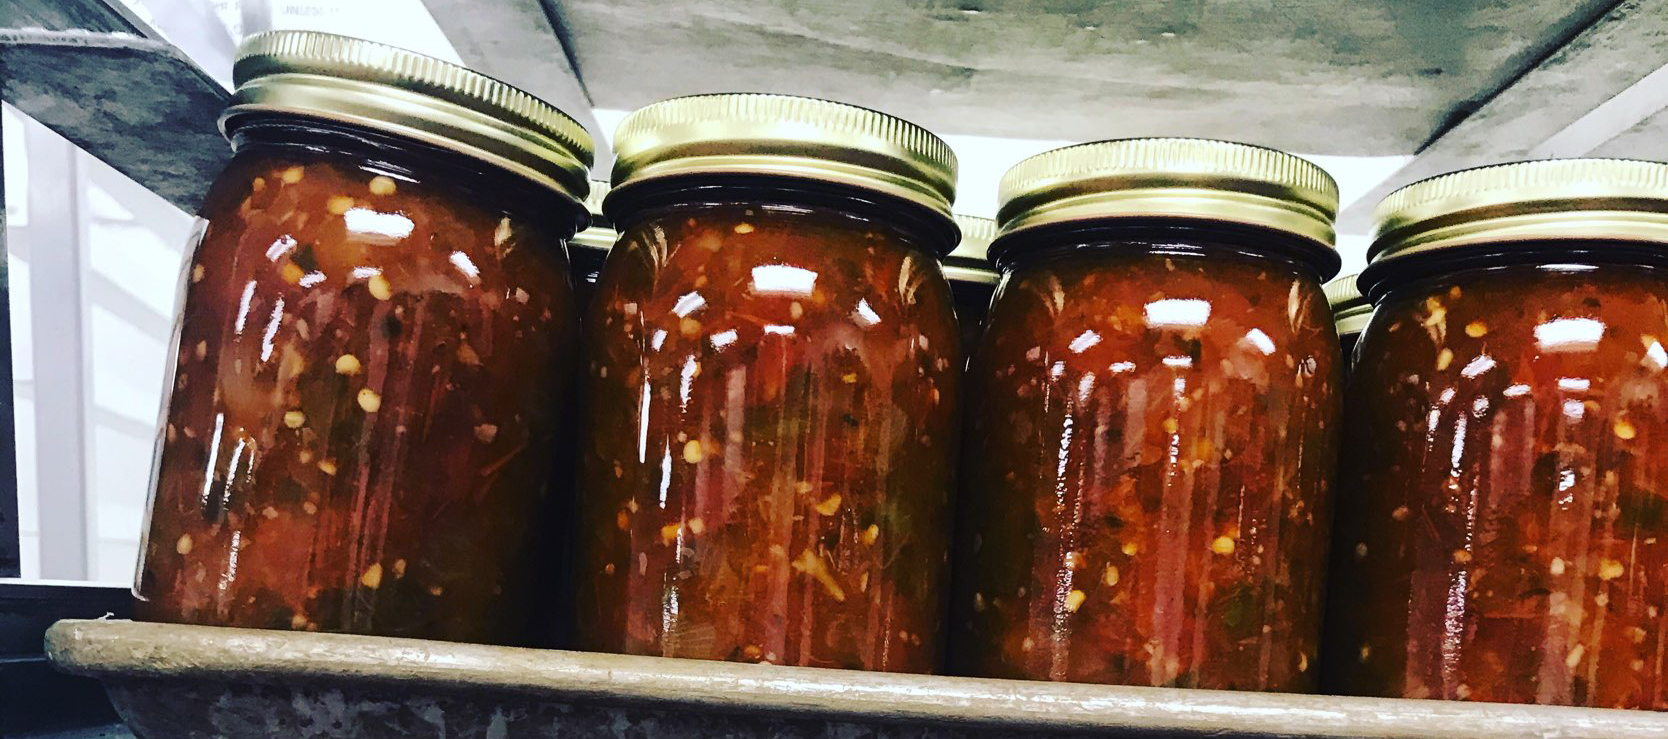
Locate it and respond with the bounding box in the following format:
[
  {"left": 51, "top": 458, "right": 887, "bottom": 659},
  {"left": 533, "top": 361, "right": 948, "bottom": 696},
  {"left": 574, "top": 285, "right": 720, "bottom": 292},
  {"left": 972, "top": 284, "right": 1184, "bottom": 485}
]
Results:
[
  {"left": 260, "top": 298, "right": 284, "bottom": 362},
  {"left": 343, "top": 207, "right": 414, "bottom": 241},
  {"left": 351, "top": 266, "right": 380, "bottom": 280},
  {"left": 1503, "top": 384, "right": 1532, "bottom": 398},
  {"left": 1557, "top": 377, "right": 1591, "bottom": 392},
  {"left": 1563, "top": 399, "right": 1586, "bottom": 419},
  {"left": 672, "top": 292, "right": 706, "bottom": 317},
  {"left": 1144, "top": 298, "right": 1211, "bottom": 328},
  {"left": 233, "top": 280, "right": 257, "bottom": 334},
  {"left": 1162, "top": 356, "right": 1193, "bottom": 368},
  {"left": 449, "top": 251, "right": 480, "bottom": 284},
  {"left": 763, "top": 324, "right": 795, "bottom": 336},
  {"left": 853, "top": 299, "right": 882, "bottom": 327},
  {"left": 679, "top": 356, "right": 699, "bottom": 406},
  {"left": 1460, "top": 355, "right": 1495, "bottom": 379},
  {"left": 1069, "top": 330, "right": 1101, "bottom": 354},
  {"left": 751, "top": 264, "right": 818, "bottom": 296},
  {"left": 1647, "top": 340, "right": 1668, "bottom": 369},
  {"left": 710, "top": 329, "right": 738, "bottom": 349},
  {"left": 264, "top": 235, "right": 297, "bottom": 262},
  {"left": 298, "top": 272, "right": 326, "bottom": 288},
  {"left": 1242, "top": 328, "right": 1276, "bottom": 356},
  {"left": 1534, "top": 317, "right": 1605, "bottom": 352},
  {"left": 1109, "top": 361, "right": 1136, "bottom": 373}
]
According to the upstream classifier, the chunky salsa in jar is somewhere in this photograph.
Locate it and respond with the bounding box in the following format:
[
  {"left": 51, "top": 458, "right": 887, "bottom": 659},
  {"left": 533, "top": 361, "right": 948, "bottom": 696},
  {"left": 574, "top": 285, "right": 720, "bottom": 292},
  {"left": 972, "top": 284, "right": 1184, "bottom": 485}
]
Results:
[
  {"left": 1325, "top": 159, "right": 1668, "bottom": 709},
  {"left": 574, "top": 94, "right": 962, "bottom": 672},
  {"left": 134, "top": 31, "right": 594, "bottom": 644},
  {"left": 951, "top": 139, "right": 1343, "bottom": 691}
]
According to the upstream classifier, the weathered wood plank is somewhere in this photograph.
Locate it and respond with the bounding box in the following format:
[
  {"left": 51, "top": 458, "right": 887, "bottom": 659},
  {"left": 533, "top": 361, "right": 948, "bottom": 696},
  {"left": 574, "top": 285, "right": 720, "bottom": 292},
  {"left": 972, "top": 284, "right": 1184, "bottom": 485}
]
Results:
[
  {"left": 1337, "top": 0, "right": 1668, "bottom": 232},
  {"left": 0, "top": 30, "right": 230, "bottom": 212},
  {"left": 550, "top": 0, "right": 1613, "bottom": 157}
]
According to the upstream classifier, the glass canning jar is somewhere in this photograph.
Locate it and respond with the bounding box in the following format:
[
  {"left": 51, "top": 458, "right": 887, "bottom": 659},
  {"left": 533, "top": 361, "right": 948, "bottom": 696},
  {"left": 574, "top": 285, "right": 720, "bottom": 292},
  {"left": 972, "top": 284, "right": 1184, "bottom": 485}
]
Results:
[
  {"left": 950, "top": 138, "right": 1343, "bottom": 691},
  {"left": 570, "top": 180, "right": 615, "bottom": 311},
  {"left": 1325, "top": 159, "right": 1668, "bottom": 709},
  {"left": 573, "top": 94, "right": 962, "bottom": 672},
  {"left": 1326, "top": 273, "right": 1371, "bottom": 371},
  {"left": 945, "top": 214, "right": 1000, "bottom": 355},
  {"left": 133, "top": 31, "right": 594, "bottom": 645}
]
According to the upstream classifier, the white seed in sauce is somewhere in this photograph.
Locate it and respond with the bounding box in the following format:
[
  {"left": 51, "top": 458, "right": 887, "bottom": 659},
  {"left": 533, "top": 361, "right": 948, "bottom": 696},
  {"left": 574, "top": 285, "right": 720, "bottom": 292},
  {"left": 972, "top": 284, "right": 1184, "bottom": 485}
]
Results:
[
  {"left": 335, "top": 354, "right": 361, "bottom": 375},
  {"left": 283, "top": 410, "right": 306, "bottom": 429},
  {"left": 368, "top": 176, "right": 397, "bottom": 196},
  {"left": 813, "top": 493, "right": 842, "bottom": 516},
  {"left": 175, "top": 534, "right": 193, "bottom": 555},
  {"left": 1598, "top": 559, "right": 1625, "bottom": 580},
  {"left": 326, "top": 195, "right": 356, "bottom": 215},
  {"left": 1064, "top": 589, "right": 1087, "bottom": 613},
  {"left": 1614, "top": 420, "right": 1638, "bottom": 440},
  {"left": 1565, "top": 644, "right": 1585, "bottom": 669},
  {"left": 281, "top": 263, "right": 305, "bottom": 284},
  {"left": 367, "top": 274, "right": 393, "bottom": 301},
  {"left": 360, "top": 563, "right": 384, "bottom": 589},
  {"left": 357, "top": 388, "right": 382, "bottom": 413}
]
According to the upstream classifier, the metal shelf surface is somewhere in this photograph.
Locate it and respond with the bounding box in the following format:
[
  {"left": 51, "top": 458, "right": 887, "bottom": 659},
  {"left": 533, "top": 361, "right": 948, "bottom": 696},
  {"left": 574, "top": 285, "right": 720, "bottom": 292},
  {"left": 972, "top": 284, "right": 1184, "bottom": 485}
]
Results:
[{"left": 47, "top": 619, "right": 1668, "bottom": 739}]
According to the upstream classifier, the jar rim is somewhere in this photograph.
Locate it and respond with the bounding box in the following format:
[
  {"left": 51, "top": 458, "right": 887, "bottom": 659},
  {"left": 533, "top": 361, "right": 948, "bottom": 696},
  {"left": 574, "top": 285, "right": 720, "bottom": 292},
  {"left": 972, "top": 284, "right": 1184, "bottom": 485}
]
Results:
[
  {"left": 943, "top": 214, "right": 998, "bottom": 284},
  {"left": 995, "top": 138, "right": 1339, "bottom": 251},
  {"left": 603, "top": 173, "right": 962, "bottom": 255},
  {"left": 223, "top": 31, "right": 594, "bottom": 203},
  {"left": 986, "top": 218, "right": 1342, "bottom": 280},
  {"left": 1370, "top": 158, "right": 1668, "bottom": 263},
  {"left": 608, "top": 93, "right": 957, "bottom": 222}
]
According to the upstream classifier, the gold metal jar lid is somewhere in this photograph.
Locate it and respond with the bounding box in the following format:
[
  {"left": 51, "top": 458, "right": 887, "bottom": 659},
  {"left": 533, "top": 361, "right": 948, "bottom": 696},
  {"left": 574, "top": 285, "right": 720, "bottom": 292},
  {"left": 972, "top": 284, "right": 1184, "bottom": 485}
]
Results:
[
  {"left": 943, "top": 214, "right": 998, "bottom": 285},
  {"left": 1324, "top": 273, "right": 1372, "bottom": 335},
  {"left": 996, "top": 138, "right": 1339, "bottom": 250},
  {"left": 224, "top": 31, "right": 594, "bottom": 202},
  {"left": 572, "top": 180, "right": 617, "bottom": 252},
  {"left": 1370, "top": 158, "right": 1668, "bottom": 262},
  {"left": 608, "top": 93, "right": 957, "bottom": 221}
]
